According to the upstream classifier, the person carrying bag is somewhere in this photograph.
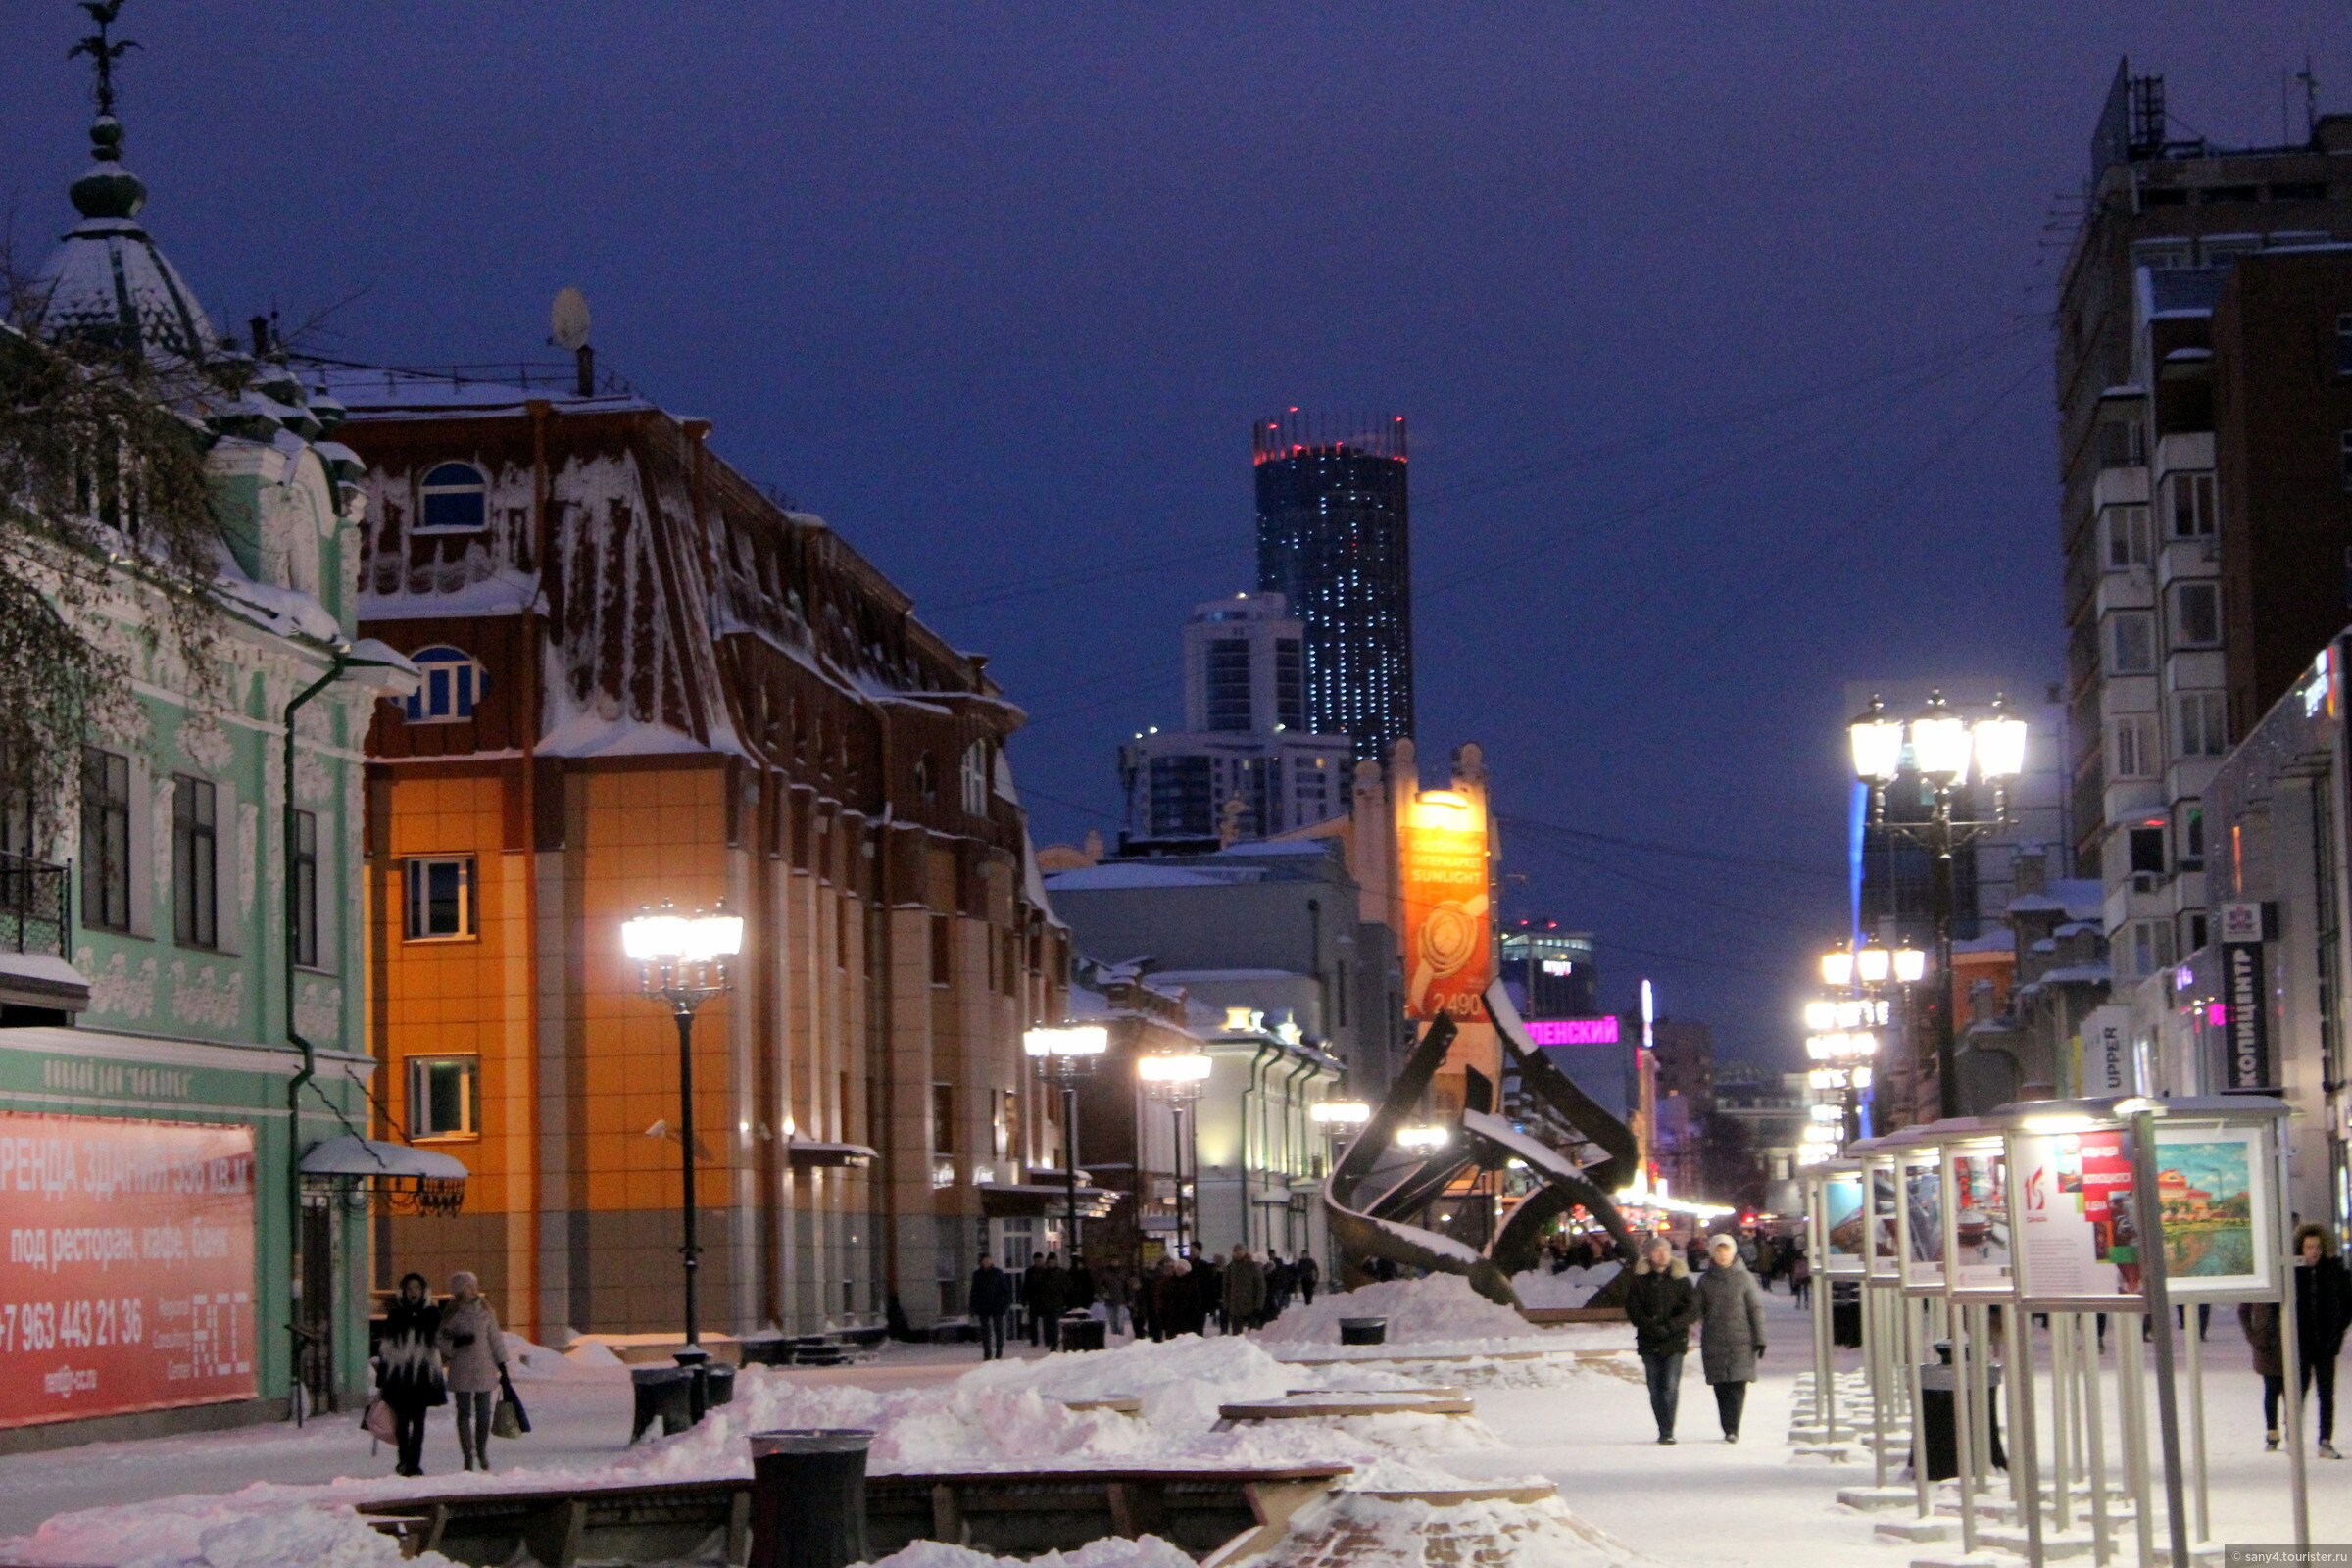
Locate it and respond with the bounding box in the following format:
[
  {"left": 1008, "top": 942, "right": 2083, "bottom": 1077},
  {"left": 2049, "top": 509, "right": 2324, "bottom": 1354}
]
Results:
[{"left": 492, "top": 1364, "right": 531, "bottom": 1440}]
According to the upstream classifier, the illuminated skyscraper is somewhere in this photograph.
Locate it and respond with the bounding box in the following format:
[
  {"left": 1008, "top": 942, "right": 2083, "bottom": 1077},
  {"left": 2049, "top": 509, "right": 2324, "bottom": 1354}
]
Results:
[{"left": 1253, "top": 413, "right": 1412, "bottom": 760}]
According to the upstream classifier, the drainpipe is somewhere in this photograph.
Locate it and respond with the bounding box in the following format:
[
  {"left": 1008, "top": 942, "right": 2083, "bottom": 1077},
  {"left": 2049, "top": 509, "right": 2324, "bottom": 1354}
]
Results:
[
  {"left": 1279, "top": 1055, "right": 1315, "bottom": 1242},
  {"left": 282, "top": 644, "right": 402, "bottom": 1420}
]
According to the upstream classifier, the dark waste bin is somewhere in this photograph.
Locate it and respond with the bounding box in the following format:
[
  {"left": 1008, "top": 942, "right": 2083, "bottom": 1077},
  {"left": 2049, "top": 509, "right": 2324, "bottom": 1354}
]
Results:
[
  {"left": 1914, "top": 1358, "right": 2005, "bottom": 1480},
  {"left": 1831, "top": 1281, "right": 1863, "bottom": 1348},
  {"left": 1059, "top": 1312, "right": 1106, "bottom": 1351},
  {"left": 706, "top": 1361, "right": 737, "bottom": 1407},
  {"left": 630, "top": 1365, "right": 694, "bottom": 1443},
  {"left": 1340, "top": 1316, "right": 1388, "bottom": 1346},
  {"left": 749, "top": 1428, "right": 874, "bottom": 1568}
]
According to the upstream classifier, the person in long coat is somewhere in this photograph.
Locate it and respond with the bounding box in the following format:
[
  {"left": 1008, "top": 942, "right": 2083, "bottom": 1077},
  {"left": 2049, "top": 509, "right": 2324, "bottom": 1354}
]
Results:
[
  {"left": 435, "top": 1270, "right": 510, "bottom": 1472},
  {"left": 2240, "top": 1298, "right": 2286, "bottom": 1448},
  {"left": 1223, "top": 1248, "right": 1267, "bottom": 1333},
  {"left": 2294, "top": 1222, "right": 2352, "bottom": 1458},
  {"left": 1625, "top": 1235, "right": 1700, "bottom": 1444},
  {"left": 969, "top": 1254, "right": 1014, "bottom": 1360},
  {"left": 374, "top": 1272, "right": 444, "bottom": 1476},
  {"left": 1696, "top": 1233, "right": 1767, "bottom": 1443},
  {"left": 1030, "top": 1253, "right": 1071, "bottom": 1350}
]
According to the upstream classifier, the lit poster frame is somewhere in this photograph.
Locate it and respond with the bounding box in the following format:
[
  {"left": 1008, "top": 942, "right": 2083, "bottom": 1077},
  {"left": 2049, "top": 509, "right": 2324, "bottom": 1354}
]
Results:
[
  {"left": 1821, "top": 1167, "right": 1867, "bottom": 1276},
  {"left": 1864, "top": 1152, "right": 1901, "bottom": 1281},
  {"left": 1943, "top": 1135, "right": 2015, "bottom": 1298},
  {"left": 2147, "top": 1120, "right": 2275, "bottom": 1303},
  {"left": 1897, "top": 1147, "right": 1945, "bottom": 1295},
  {"left": 2006, "top": 1119, "right": 2146, "bottom": 1309}
]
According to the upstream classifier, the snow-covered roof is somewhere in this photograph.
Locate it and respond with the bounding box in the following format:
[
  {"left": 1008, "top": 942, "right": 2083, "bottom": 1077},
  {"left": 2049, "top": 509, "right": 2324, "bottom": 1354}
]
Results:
[
  {"left": 307, "top": 360, "right": 655, "bottom": 417},
  {"left": 2007, "top": 879, "right": 2103, "bottom": 921},
  {"left": 1044, "top": 863, "right": 1264, "bottom": 892},
  {"left": 1146, "top": 967, "right": 1312, "bottom": 984}
]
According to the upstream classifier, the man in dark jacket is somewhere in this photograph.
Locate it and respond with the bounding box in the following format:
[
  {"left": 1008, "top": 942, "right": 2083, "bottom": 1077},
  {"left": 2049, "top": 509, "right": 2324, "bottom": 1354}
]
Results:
[
  {"left": 1031, "top": 1252, "right": 1071, "bottom": 1349},
  {"left": 970, "top": 1254, "right": 1014, "bottom": 1360},
  {"left": 1020, "top": 1252, "right": 1047, "bottom": 1345},
  {"left": 1067, "top": 1255, "right": 1097, "bottom": 1321},
  {"left": 1297, "top": 1253, "right": 1321, "bottom": 1304},
  {"left": 2294, "top": 1223, "right": 2352, "bottom": 1458},
  {"left": 1625, "top": 1236, "right": 1701, "bottom": 1444}
]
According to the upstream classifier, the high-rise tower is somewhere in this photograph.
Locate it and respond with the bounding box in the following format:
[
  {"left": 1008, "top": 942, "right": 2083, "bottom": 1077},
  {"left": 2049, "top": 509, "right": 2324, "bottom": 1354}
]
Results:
[{"left": 1253, "top": 413, "right": 1412, "bottom": 760}]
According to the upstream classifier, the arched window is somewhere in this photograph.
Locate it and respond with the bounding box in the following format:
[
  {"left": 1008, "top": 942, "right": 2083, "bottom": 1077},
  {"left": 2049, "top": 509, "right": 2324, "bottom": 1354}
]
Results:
[
  {"left": 913, "top": 752, "right": 937, "bottom": 803},
  {"left": 960, "top": 742, "right": 989, "bottom": 817},
  {"left": 404, "top": 646, "right": 488, "bottom": 723},
  {"left": 417, "top": 462, "right": 488, "bottom": 532}
]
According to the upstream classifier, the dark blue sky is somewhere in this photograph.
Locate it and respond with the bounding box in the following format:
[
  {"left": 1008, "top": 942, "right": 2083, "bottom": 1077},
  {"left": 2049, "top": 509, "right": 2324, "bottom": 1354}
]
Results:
[{"left": 9, "top": 4, "right": 2349, "bottom": 1067}]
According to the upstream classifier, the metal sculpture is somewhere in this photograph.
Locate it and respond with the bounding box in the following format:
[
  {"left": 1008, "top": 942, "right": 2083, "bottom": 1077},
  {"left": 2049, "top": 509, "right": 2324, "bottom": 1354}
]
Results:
[{"left": 1322, "top": 978, "right": 1640, "bottom": 1305}]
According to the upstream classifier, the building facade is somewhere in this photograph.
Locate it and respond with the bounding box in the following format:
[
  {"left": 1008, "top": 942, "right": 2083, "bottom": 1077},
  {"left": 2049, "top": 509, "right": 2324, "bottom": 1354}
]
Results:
[
  {"left": 1495, "top": 922, "right": 1599, "bottom": 1020},
  {"left": 1118, "top": 593, "right": 1352, "bottom": 844},
  {"left": 1252, "top": 415, "right": 1413, "bottom": 762},
  {"left": 0, "top": 91, "right": 409, "bottom": 1446},
  {"left": 329, "top": 361, "right": 1068, "bottom": 1339}
]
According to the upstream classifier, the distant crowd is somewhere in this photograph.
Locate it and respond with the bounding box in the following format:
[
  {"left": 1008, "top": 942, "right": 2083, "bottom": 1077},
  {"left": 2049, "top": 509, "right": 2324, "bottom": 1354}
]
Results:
[{"left": 963, "top": 1246, "right": 1321, "bottom": 1357}]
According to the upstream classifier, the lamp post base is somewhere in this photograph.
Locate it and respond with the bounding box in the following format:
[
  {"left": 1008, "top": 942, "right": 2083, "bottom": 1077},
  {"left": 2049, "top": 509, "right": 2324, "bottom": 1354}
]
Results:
[{"left": 674, "top": 1345, "right": 711, "bottom": 1423}]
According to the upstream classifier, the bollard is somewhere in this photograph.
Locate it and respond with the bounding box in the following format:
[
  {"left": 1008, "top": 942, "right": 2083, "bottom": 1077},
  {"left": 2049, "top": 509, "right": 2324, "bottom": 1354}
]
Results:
[
  {"left": 750, "top": 1429, "right": 875, "bottom": 1568},
  {"left": 1339, "top": 1317, "right": 1388, "bottom": 1346}
]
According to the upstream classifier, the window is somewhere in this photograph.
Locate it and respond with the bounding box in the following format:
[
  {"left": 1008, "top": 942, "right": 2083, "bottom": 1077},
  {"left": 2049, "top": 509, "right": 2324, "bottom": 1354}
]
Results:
[
  {"left": 2176, "top": 691, "right": 2228, "bottom": 757},
  {"left": 172, "top": 775, "right": 219, "bottom": 950},
  {"left": 960, "top": 742, "right": 989, "bottom": 817},
  {"left": 2129, "top": 823, "right": 2168, "bottom": 877},
  {"left": 2177, "top": 801, "right": 2206, "bottom": 869},
  {"left": 2104, "top": 505, "right": 2152, "bottom": 569},
  {"left": 929, "top": 912, "right": 952, "bottom": 986},
  {"left": 403, "top": 857, "right": 475, "bottom": 940},
  {"left": 2341, "top": 431, "right": 2352, "bottom": 493},
  {"left": 1204, "top": 639, "right": 1251, "bottom": 731},
  {"left": 932, "top": 1083, "right": 955, "bottom": 1153},
  {"left": 80, "top": 748, "right": 131, "bottom": 932},
  {"left": 291, "top": 809, "right": 319, "bottom": 968},
  {"left": 2171, "top": 582, "right": 2221, "bottom": 647},
  {"left": 1276, "top": 638, "right": 1304, "bottom": 730},
  {"left": 913, "top": 753, "right": 936, "bottom": 803},
  {"left": 836, "top": 895, "right": 851, "bottom": 969},
  {"left": 416, "top": 463, "right": 488, "bottom": 532},
  {"left": 2110, "top": 613, "right": 2156, "bottom": 673},
  {"left": 2183, "top": 910, "right": 2209, "bottom": 954},
  {"left": 2112, "top": 715, "right": 2155, "bottom": 778},
  {"left": 408, "top": 1054, "right": 479, "bottom": 1138},
  {"left": 991, "top": 1089, "right": 1009, "bottom": 1156},
  {"left": 403, "top": 646, "right": 486, "bottom": 723},
  {"left": 2167, "top": 472, "right": 2216, "bottom": 539},
  {"left": 2339, "top": 315, "right": 2352, "bottom": 378},
  {"left": 2131, "top": 918, "right": 2177, "bottom": 979}
]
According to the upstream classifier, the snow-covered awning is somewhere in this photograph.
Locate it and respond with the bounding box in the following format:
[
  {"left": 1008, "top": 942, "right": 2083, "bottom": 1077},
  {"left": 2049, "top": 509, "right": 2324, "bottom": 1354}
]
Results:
[
  {"left": 0, "top": 950, "right": 89, "bottom": 1014},
  {"left": 300, "top": 1135, "right": 468, "bottom": 1180}
]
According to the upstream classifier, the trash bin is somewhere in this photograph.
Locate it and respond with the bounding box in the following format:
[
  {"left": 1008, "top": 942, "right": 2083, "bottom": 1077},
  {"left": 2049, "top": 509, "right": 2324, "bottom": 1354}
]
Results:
[
  {"left": 630, "top": 1365, "right": 694, "bottom": 1443},
  {"left": 1914, "top": 1355, "right": 2005, "bottom": 1480},
  {"left": 1059, "top": 1312, "right": 1106, "bottom": 1351},
  {"left": 1340, "top": 1317, "right": 1388, "bottom": 1346},
  {"left": 749, "top": 1429, "right": 874, "bottom": 1568},
  {"left": 706, "top": 1361, "right": 737, "bottom": 1407},
  {"left": 1831, "top": 1281, "right": 1862, "bottom": 1348}
]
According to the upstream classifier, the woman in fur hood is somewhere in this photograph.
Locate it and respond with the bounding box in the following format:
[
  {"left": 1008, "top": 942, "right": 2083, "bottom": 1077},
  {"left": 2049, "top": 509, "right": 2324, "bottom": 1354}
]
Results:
[{"left": 1697, "top": 1233, "right": 1768, "bottom": 1442}]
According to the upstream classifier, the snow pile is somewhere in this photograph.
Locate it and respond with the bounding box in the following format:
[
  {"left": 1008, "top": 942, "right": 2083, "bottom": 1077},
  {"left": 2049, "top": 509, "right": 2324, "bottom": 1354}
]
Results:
[
  {"left": 1255, "top": 1275, "right": 1540, "bottom": 1347},
  {"left": 1230, "top": 1488, "right": 1641, "bottom": 1568},
  {"left": 12, "top": 1491, "right": 456, "bottom": 1568},
  {"left": 958, "top": 1332, "right": 1415, "bottom": 1432},
  {"left": 503, "top": 1336, "right": 624, "bottom": 1382},
  {"left": 867, "top": 1537, "right": 1197, "bottom": 1568},
  {"left": 1510, "top": 1266, "right": 1616, "bottom": 1309}
]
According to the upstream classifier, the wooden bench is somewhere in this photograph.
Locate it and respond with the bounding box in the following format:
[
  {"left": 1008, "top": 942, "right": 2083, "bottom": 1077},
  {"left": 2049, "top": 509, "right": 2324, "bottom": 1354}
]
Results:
[
  {"left": 361, "top": 1463, "right": 1351, "bottom": 1565},
  {"left": 1213, "top": 1395, "right": 1474, "bottom": 1432}
]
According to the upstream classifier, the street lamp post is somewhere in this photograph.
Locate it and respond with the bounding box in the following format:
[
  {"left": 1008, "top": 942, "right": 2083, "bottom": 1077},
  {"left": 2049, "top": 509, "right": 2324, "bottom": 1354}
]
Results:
[
  {"left": 1025, "top": 1026, "right": 1108, "bottom": 1268},
  {"left": 1848, "top": 692, "right": 2026, "bottom": 1119},
  {"left": 1309, "top": 1100, "right": 1371, "bottom": 1276},
  {"left": 620, "top": 902, "right": 744, "bottom": 1422},
  {"left": 1139, "top": 1051, "right": 1212, "bottom": 1257}
]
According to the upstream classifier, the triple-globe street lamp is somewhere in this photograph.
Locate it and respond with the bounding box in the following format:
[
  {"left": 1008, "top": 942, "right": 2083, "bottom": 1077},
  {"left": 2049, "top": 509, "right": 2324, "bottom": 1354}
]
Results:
[
  {"left": 1137, "top": 1050, "right": 1212, "bottom": 1257},
  {"left": 620, "top": 902, "right": 744, "bottom": 1421},
  {"left": 1847, "top": 691, "right": 2027, "bottom": 1118}
]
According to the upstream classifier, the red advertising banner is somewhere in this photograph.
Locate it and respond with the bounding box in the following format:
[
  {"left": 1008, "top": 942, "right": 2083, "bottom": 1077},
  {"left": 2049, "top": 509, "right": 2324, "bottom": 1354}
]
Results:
[
  {"left": 0, "top": 1112, "right": 257, "bottom": 1428},
  {"left": 1400, "top": 793, "right": 1492, "bottom": 1020}
]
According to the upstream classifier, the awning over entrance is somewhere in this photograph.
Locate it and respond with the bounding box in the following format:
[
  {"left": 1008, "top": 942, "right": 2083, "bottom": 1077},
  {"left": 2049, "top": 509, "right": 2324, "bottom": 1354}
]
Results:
[
  {"left": 978, "top": 1182, "right": 1119, "bottom": 1220},
  {"left": 787, "top": 1140, "right": 878, "bottom": 1169},
  {"left": 300, "top": 1136, "right": 468, "bottom": 1214}
]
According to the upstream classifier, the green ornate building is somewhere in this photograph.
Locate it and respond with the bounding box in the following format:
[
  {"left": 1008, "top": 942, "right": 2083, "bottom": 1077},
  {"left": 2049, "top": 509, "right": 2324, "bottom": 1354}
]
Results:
[{"left": 0, "top": 37, "right": 440, "bottom": 1448}]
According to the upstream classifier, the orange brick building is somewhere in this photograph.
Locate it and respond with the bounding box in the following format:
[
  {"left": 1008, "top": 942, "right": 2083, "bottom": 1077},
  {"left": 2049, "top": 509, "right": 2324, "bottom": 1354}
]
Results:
[{"left": 327, "top": 364, "right": 1067, "bottom": 1340}]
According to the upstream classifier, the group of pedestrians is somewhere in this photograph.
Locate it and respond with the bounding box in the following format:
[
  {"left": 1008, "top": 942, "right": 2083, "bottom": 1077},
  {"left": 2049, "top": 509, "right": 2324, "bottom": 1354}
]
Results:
[
  {"left": 372, "top": 1270, "right": 514, "bottom": 1477},
  {"left": 965, "top": 1245, "right": 1321, "bottom": 1357},
  {"left": 1627, "top": 1233, "right": 1766, "bottom": 1445}
]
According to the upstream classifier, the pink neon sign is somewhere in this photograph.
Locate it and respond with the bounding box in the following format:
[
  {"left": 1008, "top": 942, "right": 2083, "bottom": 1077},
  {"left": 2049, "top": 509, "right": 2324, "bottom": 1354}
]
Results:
[{"left": 1526, "top": 1017, "right": 1620, "bottom": 1047}]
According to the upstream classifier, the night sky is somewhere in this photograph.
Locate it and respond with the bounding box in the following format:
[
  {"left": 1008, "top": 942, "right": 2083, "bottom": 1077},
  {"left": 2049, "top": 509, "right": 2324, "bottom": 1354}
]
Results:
[{"left": 8, "top": 4, "right": 2349, "bottom": 1069}]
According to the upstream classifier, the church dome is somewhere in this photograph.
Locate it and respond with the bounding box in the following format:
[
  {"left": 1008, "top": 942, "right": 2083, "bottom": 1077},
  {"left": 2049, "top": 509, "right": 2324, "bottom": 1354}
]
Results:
[{"left": 35, "top": 109, "right": 218, "bottom": 366}]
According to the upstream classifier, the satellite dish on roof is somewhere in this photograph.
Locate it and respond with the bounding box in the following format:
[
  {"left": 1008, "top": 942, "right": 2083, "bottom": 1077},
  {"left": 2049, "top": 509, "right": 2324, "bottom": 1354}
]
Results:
[{"left": 550, "top": 287, "right": 591, "bottom": 352}]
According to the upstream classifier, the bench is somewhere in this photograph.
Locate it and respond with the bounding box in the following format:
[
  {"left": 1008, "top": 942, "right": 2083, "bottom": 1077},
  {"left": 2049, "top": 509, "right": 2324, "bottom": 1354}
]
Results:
[
  {"left": 1212, "top": 1395, "right": 1475, "bottom": 1430},
  {"left": 362, "top": 1463, "right": 1352, "bottom": 1565}
]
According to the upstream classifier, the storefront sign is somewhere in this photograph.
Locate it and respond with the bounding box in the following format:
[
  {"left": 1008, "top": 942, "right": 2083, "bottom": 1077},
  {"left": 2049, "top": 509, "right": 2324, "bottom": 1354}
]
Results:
[
  {"left": 1400, "top": 791, "right": 1492, "bottom": 1021},
  {"left": 2082, "top": 1004, "right": 2134, "bottom": 1096},
  {"left": 2013, "top": 1125, "right": 2142, "bottom": 1302},
  {"left": 1524, "top": 1017, "right": 1619, "bottom": 1047},
  {"left": 0, "top": 1113, "right": 256, "bottom": 1428},
  {"left": 2222, "top": 943, "right": 2274, "bottom": 1093}
]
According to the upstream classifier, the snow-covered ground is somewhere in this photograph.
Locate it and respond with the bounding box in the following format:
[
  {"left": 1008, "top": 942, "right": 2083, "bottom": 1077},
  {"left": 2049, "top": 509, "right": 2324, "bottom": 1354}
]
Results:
[{"left": 1, "top": 1287, "right": 2344, "bottom": 1566}]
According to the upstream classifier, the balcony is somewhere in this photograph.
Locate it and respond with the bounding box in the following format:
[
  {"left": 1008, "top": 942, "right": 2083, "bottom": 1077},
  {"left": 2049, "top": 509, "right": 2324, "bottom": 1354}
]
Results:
[{"left": 0, "top": 853, "right": 87, "bottom": 1020}]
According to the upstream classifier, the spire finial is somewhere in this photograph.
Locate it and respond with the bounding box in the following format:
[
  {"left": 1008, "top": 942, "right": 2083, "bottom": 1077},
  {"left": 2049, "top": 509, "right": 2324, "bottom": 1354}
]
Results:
[{"left": 65, "top": 1, "right": 145, "bottom": 220}]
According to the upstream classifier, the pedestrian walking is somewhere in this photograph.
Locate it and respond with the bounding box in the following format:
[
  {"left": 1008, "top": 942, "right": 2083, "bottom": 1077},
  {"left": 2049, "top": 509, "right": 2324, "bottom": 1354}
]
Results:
[
  {"left": 1021, "top": 1252, "right": 1048, "bottom": 1346},
  {"left": 1790, "top": 1243, "right": 1812, "bottom": 1308},
  {"left": 970, "top": 1254, "right": 1013, "bottom": 1360},
  {"left": 1200, "top": 1254, "right": 1226, "bottom": 1332},
  {"left": 2293, "top": 1222, "right": 2352, "bottom": 1458},
  {"left": 2240, "top": 1298, "right": 2285, "bottom": 1449},
  {"left": 1697, "top": 1234, "right": 1767, "bottom": 1443},
  {"left": 1100, "top": 1263, "right": 1133, "bottom": 1338},
  {"left": 1625, "top": 1236, "right": 1699, "bottom": 1444},
  {"left": 1298, "top": 1252, "right": 1320, "bottom": 1305},
  {"left": 1223, "top": 1247, "right": 1266, "bottom": 1333},
  {"left": 435, "top": 1270, "right": 510, "bottom": 1472},
  {"left": 374, "top": 1272, "right": 444, "bottom": 1477},
  {"left": 1266, "top": 1252, "right": 1296, "bottom": 1318},
  {"left": 1031, "top": 1252, "right": 1071, "bottom": 1350}
]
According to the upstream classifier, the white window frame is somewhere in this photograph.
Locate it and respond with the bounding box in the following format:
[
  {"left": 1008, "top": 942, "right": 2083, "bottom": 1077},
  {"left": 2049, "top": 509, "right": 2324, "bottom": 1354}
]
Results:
[
  {"left": 403, "top": 647, "right": 487, "bottom": 724},
  {"left": 407, "top": 1054, "right": 480, "bottom": 1139},
  {"left": 416, "top": 462, "right": 490, "bottom": 533},
  {"left": 403, "top": 856, "right": 476, "bottom": 942},
  {"left": 2175, "top": 691, "right": 2227, "bottom": 758},
  {"left": 2109, "top": 613, "right": 2156, "bottom": 674},
  {"left": 2112, "top": 715, "right": 2155, "bottom": 778},
  {"left": 2167, "top": 472, "right": 2216, "bottom": 540},
  {"left": 2170, "top": 582, "right": 2221, "bottom": 649}
]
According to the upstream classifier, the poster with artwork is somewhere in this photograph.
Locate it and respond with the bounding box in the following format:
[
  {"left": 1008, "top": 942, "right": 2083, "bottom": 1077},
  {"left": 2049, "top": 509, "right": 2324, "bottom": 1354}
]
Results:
[
  {"left": 1822, "top": 1171, "right": 1865, "bottom": 1274},
  {"left": 1868, "top": 1163, "right": 1900, "bottom": 1279},
  {"left": 1946, "top": 1141, "right": 2013, "bottom": 1294},
  {"left": 2151, "top": 1125, "right": 2272, "bottom": 1300},
  {"left": 1899, "top": 1152, "right": 1944, "bottom": 1291},
  {"left": 2012, "top": 1126, "right": 2143, "bottom": 1303}
]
